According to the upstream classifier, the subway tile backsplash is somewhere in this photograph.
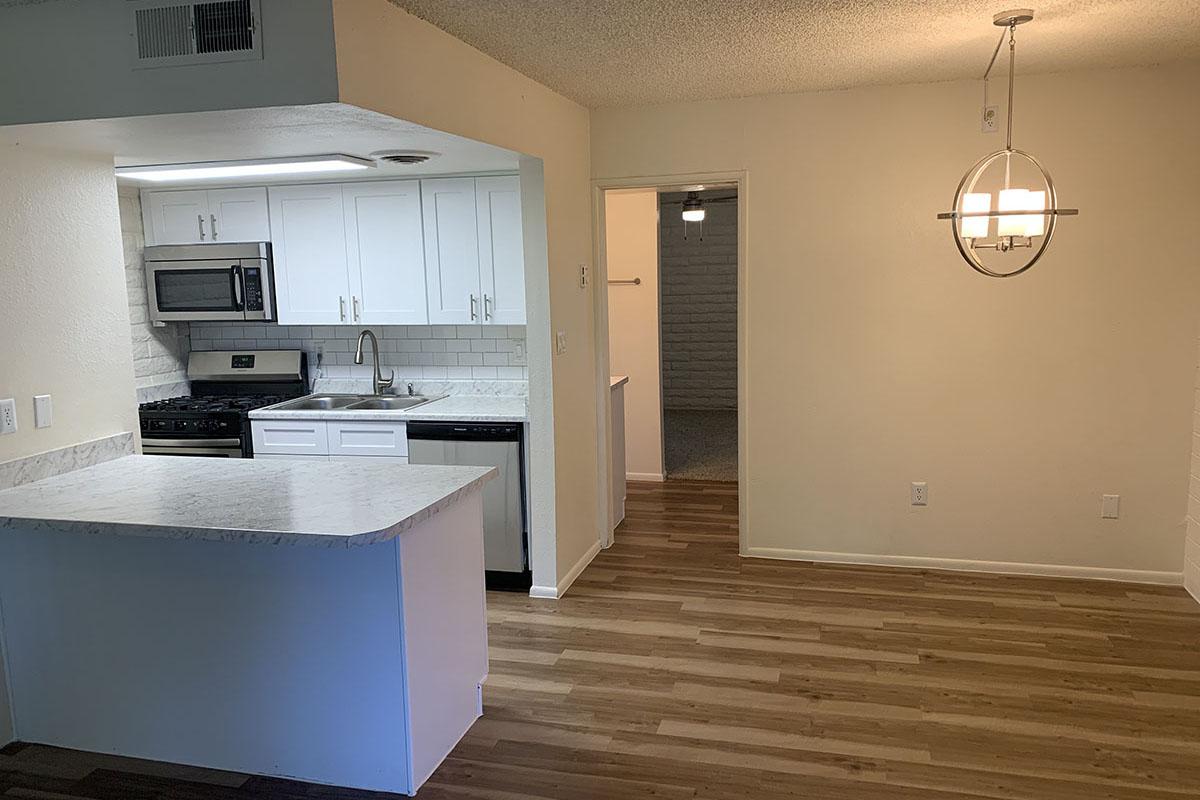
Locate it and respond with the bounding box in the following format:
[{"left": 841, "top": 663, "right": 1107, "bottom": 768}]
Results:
[{"left": 189, "top": 323, "right": 528, "bottom": 381}]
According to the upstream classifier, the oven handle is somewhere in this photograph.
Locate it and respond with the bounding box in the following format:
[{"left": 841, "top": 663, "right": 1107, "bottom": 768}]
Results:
[
  {"left": 143, "top": 438, "right": 241, "bottom": 448},
  {"left": 231, "top": 265, "right": 244, "bottom": 311}
]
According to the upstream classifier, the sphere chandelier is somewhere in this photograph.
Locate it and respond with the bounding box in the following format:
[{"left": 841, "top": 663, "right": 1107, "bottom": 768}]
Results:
[{"left": 936, "top": 9, "right": 1078, "bottom": 278}]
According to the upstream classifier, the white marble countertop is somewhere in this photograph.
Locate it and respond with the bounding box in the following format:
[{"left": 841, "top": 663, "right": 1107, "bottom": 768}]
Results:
[
  {"left": 0, "top": 455, "right": 495, "bottom": 547},
  {"left": 249, "top": 394, "right": 528, "bottom": 423}
]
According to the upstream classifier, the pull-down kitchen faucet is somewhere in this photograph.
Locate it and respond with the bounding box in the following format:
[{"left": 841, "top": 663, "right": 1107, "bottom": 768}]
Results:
[{"left": 353, "top": 330, "right": 394, "bottom": 396}]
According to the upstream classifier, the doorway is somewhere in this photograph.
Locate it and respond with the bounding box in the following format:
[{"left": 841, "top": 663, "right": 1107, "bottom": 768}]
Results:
[
  {"left": 658, "top": 188, "right": 738, "bottom": 481},
  {"left": 594, "top": 172, "right": 747, "bottom": 550}
]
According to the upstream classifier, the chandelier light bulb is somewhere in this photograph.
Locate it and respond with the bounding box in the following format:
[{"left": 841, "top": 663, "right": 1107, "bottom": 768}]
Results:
[{"left": 960, "top": 192, "right": 991, "bottom": 239}]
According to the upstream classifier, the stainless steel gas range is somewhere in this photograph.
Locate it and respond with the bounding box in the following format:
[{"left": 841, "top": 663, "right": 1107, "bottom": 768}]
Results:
[{"left": 138, "top": 350, "right": 308, "bottom": 458}]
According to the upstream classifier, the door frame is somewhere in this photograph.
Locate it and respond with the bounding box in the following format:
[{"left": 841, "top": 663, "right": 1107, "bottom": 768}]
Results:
[{"left": 590, "top": 170, "right": 749, "bottom": 553}]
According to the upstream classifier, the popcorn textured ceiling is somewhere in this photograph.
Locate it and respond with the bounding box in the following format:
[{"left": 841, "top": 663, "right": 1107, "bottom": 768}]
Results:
[{"left": 389, "top": 0, "right": 1200, "bottom": 107}]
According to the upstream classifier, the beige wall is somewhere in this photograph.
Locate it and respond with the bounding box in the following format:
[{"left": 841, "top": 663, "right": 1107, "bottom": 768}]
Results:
[
  {"left": 331, "top": 0, "right": 599, "bottom": 589},
  {"left": 605, "top": 189, "right": 663, "bottom": 480},
  {"left": 593, "top": 61, "right": 1200, "bottom": 576},
  {"left": 0, "top": 147, "right": 137, "bottom": 463}
]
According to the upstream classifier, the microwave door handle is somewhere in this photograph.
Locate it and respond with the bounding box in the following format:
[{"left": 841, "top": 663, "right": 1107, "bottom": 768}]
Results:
[{"left": 231, "top": 265, "right": 244, "bottom": 311}]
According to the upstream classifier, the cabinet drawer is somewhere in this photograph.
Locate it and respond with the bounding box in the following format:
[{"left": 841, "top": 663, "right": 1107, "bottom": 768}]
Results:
[
  {"left": 327, "top": 421, "right": 408, "bottom": 457},
  {"left": 252, "top": 420, "right": 329, "bottom": 455}
]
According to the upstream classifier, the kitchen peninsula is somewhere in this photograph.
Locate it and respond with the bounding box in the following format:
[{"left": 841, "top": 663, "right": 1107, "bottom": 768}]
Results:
[{"left": 0, "top": 455, "right": 495, "bottom": 796}]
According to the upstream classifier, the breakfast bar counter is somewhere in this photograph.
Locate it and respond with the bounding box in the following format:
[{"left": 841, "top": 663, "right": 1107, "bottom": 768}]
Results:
[{"left": 0, "top": 455, "right": 495, "bottom": 796}]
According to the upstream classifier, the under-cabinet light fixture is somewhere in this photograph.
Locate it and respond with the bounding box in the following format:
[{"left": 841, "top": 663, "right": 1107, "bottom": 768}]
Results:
[{"left": 115, "top": 154, "right": 374, "bottom": 183}]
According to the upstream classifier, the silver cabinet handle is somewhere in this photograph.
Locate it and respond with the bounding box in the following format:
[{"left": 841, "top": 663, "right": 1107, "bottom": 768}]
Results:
[
  {"left": 469, "top": 293, "right": 478, "bottom": 321},
  {"left": 484, "top": 294, "right": 492, "bottom": 321},
  {"left": 197, "top": 214, "right": 206, "bottom": 241},
  {"left": 339, "top": 296, "right": 346, "bottom": 322},
  {"left": 210, "top": 214, "right": 219, "bottom": 241},
  {"left": 352, "top": 296, "right": 360, "bottom": 322}
]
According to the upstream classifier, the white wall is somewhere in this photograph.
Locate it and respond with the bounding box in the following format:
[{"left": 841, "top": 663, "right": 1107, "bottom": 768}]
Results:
[
  {"left": 1185, "top": 335, "right": 1200, "bottom": 602},
  {"left": 118, "top": 188, "right": 191, "bottom": 393},
  {"left": 605, "top": 189, "right": 664, "bottom": 480},
  {"left": 593, "top": 61, "right": 1200, "bottom": 578},
  {"left": 0, "top": 145, "right": 138, "bottom": 744},
  {"left": 0, "top": 147, "right": 138, "bottom": 462}
]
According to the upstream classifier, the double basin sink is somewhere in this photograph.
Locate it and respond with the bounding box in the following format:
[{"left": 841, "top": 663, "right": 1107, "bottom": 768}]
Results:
[{"left": 268, "top": 394, "right": 439, "bottom": 412}]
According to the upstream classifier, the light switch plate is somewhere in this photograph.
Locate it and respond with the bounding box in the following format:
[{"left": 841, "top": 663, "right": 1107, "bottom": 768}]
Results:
[
  {"left": 34, "top": 394, "right": 52, "bottom": 428},
  {"left": 555, "top": 331, "right": 568, "bottom": 355},
  {"left": 1101, "top": 494, "right": 1120, "bottom": 519},
  {"left": 0, "top": 398, "right": 16, "bottom": 435}
]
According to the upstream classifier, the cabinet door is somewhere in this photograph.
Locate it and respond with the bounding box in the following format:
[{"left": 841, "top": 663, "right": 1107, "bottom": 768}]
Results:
[
  {"left": 208, "top": 187, "right": 270, "bottom": 243},
  {"left": 251, "top": 419, "right": 329, "bottom": 456},
  {"left": 142, "top": 190, "right": 210, "bottom": 245},
  {"left": 343, "top": 182, "right": 428, "bottom": 325},
  {"left": 421, "top": 178, "right": 481, "bottom": 325},
  {"left": 268, "top": 185, "right": 351, "bottom": 325},
  {"left": 476, "top": 176, "right": 526, "bottom": 325}
]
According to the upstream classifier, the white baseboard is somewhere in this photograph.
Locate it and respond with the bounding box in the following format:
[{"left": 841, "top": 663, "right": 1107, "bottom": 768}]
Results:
[
  {"left": 528, "top": 540, "right": 602, "bottom": 599},
  {"left": 627, "top": 472, "right": 665, "bottom": 482},
  {"left": 742, "top": 546, "right": 1183, "bottom": 586}
]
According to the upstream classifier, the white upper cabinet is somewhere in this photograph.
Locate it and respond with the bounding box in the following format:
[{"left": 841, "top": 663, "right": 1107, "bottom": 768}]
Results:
[
  {"left": 422, "top": 178, "right": 482, "bottom": 325},
  {"left": 475, "top": 176, "right": 526, "bottom": 325},
  {"left": 142, "top": 190, "right": 209, "bottom": 245},
  {"left": 268, "top": 184, "right": 351, "bottom": 325},
  {"left": 207, "top": 188, "right": 271, "bottom": 243},
  {"left": 142, "top": 187, "right": 269, "bottom": 245},
  {"left": 344, "top": 182, "right": 428, "bottom": 325}
]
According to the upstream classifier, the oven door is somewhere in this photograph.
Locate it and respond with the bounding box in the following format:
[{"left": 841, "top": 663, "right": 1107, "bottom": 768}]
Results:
[
  {"left": 146, "top": 260, "right": 251, "bottom": 323},
  {"left": 141, "top": 438, "right": 245, "bottom": 458}
]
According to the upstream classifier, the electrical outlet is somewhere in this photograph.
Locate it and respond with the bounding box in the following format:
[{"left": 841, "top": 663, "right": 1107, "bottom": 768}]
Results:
[
  {"left": 1101, "top": 494, "right": 1120, "bottom": 519},
  {"left": 982, "top": 105, "right": 999, "bottom": 133},
  {"left": 555, "top": 331, "right": 568, "bottom": 355},
  {"left": 0, "top": 398, "right": 16, "bottom": 435},
  {"left": 911, "top": 481, "right": 928, "bottom": 506},
  {"left": 579, "top": 264, "right": 590, "bottom": 289},
  {"left": 33, "top": 394, "right": 52, "bottom": 428}
]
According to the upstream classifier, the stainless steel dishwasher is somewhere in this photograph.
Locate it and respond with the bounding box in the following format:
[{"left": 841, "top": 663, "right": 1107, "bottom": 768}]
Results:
[{"left": 406, "top": 421, "right": 529, "bottom": 591}]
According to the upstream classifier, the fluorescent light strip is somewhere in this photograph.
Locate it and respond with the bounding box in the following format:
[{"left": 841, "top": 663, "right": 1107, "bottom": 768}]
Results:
[{"left": 115, "top": 155, "right": 374, "bottom": 183}]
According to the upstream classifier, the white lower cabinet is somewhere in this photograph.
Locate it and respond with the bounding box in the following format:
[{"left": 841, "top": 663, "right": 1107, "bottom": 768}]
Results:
[{"left": 252, "top": 418, "right": 408, "bottom": 461}]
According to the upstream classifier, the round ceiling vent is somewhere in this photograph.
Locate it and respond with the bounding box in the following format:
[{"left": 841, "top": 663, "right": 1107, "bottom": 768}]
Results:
[{"left": 369, "top": 150, "right": 440, "bottom": 165}]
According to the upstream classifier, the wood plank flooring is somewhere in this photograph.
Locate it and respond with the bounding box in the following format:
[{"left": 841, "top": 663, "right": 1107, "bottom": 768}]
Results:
[{"left": 4, "top": 479, "right": 1200, "bottom": 799}]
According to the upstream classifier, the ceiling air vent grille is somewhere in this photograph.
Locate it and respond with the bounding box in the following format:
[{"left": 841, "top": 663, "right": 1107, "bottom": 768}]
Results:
[{"left": 130, "top": 0, "right": 262, "bottom": 69}]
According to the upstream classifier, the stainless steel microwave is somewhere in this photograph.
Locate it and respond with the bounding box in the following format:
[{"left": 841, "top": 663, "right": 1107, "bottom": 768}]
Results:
[{"left": 144, "top": 242, "right": 275, "bottom": 323}]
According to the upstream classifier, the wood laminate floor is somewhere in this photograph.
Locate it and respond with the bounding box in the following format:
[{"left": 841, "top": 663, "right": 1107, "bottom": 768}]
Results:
[{"left": 4, "top": 479, "right": 1200, "bottom": 799}]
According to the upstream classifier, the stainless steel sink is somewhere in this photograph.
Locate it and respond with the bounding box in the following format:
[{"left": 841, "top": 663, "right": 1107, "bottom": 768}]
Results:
[
  {"left": 347, "top": 396, "right": 433, "bottom": 411},
  {"left": 267, "top": 393, "right": 437, "bottom": 412},
  {"left": 279, "top": 395, "right": 362, "bottom": 410}
]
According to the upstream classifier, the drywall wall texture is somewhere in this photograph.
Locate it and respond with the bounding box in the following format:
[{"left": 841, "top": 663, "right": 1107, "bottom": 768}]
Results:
[
  {"left": 1186, "top": 336, "right": 1200, "bottom": 602},
  {"left": 659, "top": 190, "right": 737, "bottom": 411},
  {"left": 0, "top": 147, "right": 138, "bottom": 464},
  {"left": 593, "top": 61, "right": 1200, "bottom": 577},
  {"left": 605, "top": 189, "right": 663, "bottom": 480},
  {"left": 0, "top": 0, "right": 338, "bottom": 126},
  {"left": 333, "top": 0, "right": 597, "bottom": 591},
  {"left": 118, "top": 188, "right": 191, "bottom": 393},
  {"left": 189, "top": 323, "right": 527, "bottom": 380}
]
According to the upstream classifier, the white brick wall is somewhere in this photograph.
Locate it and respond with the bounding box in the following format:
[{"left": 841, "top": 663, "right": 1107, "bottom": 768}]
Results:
[
  {"left": 189, "top": 323, "right": 527, "bottom": 381},
  {"left": 659, "top": 190, "right": 737, "bottom": 410},
  {"left": 1186, "top": 336, "right": 1200, "bottom": 603},
  {"left": 119, "top": 187, "right": 191, "bottom": 391}
]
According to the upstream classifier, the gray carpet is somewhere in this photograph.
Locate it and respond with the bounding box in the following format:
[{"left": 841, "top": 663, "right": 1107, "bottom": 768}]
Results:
[{"left": 664, "top": 409, "right": 738, "bottom": 481}]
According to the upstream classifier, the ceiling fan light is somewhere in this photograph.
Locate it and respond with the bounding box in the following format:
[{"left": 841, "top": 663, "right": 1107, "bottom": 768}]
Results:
[{"left": 681, "top": 193, "right": 705, "bottom": 222}]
